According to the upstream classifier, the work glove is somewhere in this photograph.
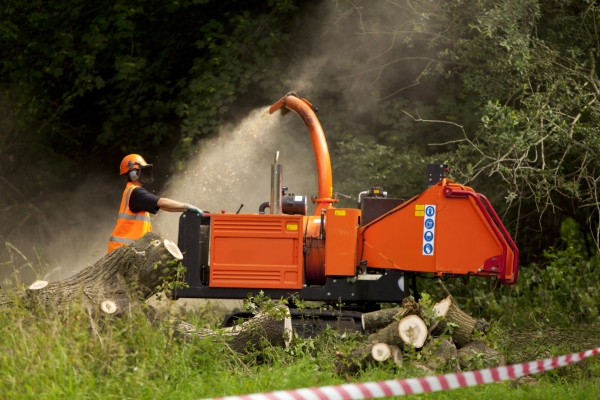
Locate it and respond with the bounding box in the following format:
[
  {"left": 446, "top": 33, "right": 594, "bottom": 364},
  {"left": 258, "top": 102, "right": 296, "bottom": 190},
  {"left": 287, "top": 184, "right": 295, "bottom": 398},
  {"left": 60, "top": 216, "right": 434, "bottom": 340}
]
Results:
[{"left": 184, "top": 203, "right": 204, "bottom": 217}]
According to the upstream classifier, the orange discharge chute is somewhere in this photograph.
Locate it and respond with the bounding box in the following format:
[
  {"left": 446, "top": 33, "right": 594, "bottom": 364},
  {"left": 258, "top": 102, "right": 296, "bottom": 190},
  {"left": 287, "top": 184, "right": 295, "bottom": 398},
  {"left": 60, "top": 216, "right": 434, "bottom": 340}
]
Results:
[{"left": 269, "top": 93, "right": 336, "bottom": 215}]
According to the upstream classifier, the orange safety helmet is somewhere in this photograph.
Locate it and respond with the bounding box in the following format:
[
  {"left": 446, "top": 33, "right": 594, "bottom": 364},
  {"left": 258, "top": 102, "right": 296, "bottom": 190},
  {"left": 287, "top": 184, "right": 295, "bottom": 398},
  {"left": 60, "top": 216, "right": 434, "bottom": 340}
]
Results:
[{"left": 119, "top": 154, "right": 154, "bottom": 183}]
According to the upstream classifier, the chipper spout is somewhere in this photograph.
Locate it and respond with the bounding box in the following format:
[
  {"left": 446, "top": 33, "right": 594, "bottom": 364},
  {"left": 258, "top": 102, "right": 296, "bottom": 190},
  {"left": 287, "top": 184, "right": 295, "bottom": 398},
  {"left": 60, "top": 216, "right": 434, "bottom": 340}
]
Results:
[{"left": 269, "top": 93, "right": 335, "bottom": 216}]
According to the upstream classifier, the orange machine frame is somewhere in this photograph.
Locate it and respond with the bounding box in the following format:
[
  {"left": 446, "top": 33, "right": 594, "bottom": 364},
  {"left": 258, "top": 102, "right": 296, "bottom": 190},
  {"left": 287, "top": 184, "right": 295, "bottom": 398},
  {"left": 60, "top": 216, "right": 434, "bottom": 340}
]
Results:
[{"left": 209, "top": 93, "right": 519, "bottom": 291}]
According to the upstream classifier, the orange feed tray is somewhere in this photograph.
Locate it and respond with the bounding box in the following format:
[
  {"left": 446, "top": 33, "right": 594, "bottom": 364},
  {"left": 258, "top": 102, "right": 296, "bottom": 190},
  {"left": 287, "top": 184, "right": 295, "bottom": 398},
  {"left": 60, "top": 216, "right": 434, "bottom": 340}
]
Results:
[{"left": 357, "top": 181, "right": 515, "bottom": 282}]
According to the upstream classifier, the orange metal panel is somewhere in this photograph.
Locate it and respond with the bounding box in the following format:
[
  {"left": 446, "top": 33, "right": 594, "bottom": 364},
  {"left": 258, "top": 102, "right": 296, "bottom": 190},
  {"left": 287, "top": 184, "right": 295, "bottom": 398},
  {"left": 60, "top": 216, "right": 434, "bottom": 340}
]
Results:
[
  {"left": 357, "top": 182, "right": 515, "bottom": 280},
  {"left": 209, "top": 214, "right": 304, "bottom": 289},
  {"left": 325, "top": 208, "right": 360, "bottom": 276}
]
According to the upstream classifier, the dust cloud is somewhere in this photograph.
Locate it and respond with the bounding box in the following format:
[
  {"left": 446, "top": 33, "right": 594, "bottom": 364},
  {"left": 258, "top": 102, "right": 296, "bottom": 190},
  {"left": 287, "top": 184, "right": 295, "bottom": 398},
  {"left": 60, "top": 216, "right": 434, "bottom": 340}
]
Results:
[{"left": 153, "top": 106, "right": 318, "bottom": 241}]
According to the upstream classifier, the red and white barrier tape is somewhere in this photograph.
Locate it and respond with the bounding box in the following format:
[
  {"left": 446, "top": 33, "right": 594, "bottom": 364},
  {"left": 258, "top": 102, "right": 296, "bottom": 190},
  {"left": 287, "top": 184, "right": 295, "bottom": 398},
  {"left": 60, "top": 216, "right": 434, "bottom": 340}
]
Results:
[{"left": 204, "top": 347, "right": 600, "bottom": 400}]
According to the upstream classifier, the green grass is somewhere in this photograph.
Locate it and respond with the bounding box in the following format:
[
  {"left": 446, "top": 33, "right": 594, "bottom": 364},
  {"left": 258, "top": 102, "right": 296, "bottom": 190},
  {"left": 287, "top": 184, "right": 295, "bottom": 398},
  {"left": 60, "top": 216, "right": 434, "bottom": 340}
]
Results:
[{"left": 1, "top": 297, "right": 600, "bottom": 400}]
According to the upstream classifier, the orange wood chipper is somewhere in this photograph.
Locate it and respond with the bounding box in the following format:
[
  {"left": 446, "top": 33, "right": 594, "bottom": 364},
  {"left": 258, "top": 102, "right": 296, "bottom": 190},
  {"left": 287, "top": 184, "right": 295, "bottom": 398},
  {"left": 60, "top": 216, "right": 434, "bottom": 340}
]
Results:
[{"left": 173, "top": 93, "right": 519, "bottom": 329}]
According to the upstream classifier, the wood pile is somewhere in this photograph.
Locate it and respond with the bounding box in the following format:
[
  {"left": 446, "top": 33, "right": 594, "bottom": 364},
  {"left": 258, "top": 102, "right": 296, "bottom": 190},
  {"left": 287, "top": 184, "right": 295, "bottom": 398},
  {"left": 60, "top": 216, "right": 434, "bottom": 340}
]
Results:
[{"left": 336, "top": 296, "right": 504, "bottom": 375}]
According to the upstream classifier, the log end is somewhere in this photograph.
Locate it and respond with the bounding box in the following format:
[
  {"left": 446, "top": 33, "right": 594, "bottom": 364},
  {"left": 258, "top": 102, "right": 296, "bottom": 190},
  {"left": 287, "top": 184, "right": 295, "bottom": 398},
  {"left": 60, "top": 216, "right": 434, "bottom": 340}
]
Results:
[
  {"left": 283, "top": 308, "right": 293, "bottom": 348},
  {"left": 101, "top": 300, "right": 118, "bottom": 315},
  {"left": 371, "top": 343, "right": 391, "bottom": 362},
  {"left": 398, "top": 315, "right": 428, "bottom": 349},
  {"left": 163, "top": 239, "right": 183, "bottom": 260},
  {"left": 389, "top": 345, "right": 403, "bottom": 368},
  {"left": 433, "top": 296, "right": 451, "bottom": 318},
  {"left": 28, "top": 280, "right": 48, "bottom": 290}
]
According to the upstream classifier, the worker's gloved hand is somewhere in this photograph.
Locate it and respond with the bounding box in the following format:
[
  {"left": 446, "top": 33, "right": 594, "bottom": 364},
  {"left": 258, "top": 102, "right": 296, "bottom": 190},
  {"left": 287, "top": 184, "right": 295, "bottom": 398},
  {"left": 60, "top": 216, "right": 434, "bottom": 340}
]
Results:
[{"left": 184, "top": 203, "right": 204, "bottom": 217}]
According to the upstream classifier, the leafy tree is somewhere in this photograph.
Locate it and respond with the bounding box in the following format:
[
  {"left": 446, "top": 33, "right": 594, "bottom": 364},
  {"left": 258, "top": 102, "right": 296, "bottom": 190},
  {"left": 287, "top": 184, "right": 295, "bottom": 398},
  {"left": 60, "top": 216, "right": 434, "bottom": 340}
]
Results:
[
  {"left": 321, "top": 0, "right": 600, "bottom": 258},
  {"left": 0, "top": 0, "right": 299, "bottom": 162}
]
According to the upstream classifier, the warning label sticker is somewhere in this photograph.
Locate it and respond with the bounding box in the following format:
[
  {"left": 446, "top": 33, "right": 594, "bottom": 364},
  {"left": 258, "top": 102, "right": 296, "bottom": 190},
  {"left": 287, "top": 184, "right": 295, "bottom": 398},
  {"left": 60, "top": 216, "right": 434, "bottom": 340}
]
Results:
[{"left": 422, "top": 205, "right": 436, "bottom": 256}]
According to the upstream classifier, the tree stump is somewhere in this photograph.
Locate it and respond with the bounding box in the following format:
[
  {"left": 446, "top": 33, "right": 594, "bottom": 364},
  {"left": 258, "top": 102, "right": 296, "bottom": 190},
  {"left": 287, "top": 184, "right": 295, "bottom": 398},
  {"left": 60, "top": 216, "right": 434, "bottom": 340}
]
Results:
[{"left": 0, "top": 232, "right": 183, "bottom": 315}]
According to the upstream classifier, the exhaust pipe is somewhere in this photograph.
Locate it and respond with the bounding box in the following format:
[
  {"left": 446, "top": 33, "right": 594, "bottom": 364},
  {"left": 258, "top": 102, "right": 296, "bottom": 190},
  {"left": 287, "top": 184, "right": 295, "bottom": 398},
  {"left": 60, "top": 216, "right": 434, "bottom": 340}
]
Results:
[{"left": 270, "top": 151, "right": 283, "bottom": 214}]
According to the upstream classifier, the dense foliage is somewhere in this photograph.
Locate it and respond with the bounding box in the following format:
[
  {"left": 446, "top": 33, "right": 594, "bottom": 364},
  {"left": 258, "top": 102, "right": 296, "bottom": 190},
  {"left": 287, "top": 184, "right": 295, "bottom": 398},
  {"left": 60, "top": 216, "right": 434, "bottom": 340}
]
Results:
[
  {"left": 3, "top": 4, "right": 600, "bottom": 390},
  {"left": 4, "top": 0, "right": 600, "bottom": 258},
  {"left": 0, "top": 0, "right": 299, "bottom": 159}
]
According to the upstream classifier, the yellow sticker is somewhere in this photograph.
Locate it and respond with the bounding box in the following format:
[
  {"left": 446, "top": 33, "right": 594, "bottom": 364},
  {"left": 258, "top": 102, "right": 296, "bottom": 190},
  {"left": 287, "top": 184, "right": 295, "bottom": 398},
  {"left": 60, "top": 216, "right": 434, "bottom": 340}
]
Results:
[
  {"left": 334, "top": 210, "right": 347, "bottom": 216},
  {"left": 286, "top": 223, "right": 299, "bottom": 231},
  {"left": 415, "top": 211, "right": 425, "bottom": 217},
  {"left": 373, "top": 189, "right": 380, "bottom": 194},
  {"left": 415, "top": 204, "right": 425, "bottom": 211}
]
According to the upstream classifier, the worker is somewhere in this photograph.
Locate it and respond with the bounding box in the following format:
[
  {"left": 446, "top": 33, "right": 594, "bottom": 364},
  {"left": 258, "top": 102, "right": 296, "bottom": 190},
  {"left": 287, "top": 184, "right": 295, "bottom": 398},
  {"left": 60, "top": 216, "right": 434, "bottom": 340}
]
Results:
[{"left": 107, "top": 154, "right": 203, "bottom": 253}]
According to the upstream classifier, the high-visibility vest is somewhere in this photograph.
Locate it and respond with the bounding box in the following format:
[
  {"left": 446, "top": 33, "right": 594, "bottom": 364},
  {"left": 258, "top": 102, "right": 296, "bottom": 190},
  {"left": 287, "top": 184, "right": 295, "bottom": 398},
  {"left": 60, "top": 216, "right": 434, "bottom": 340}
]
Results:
[{"left": 107, "top": 182, "right": 152, "bottom": 253}]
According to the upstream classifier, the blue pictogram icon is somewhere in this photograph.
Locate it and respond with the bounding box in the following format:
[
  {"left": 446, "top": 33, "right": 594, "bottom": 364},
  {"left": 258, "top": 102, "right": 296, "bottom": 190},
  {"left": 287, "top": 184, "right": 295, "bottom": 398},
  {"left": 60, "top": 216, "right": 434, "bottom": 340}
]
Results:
[
  {"left": 425, "top": 218, "right": 434, "bottom": 229},
  {"left": 424, "top": 243, "right": 433, "bottom": 254},
  {"left": 425, "top": 206, "right": 435, "bottom": 217},
  {"left": 424, "top": 231, "right": 433, "bottom": 242}
]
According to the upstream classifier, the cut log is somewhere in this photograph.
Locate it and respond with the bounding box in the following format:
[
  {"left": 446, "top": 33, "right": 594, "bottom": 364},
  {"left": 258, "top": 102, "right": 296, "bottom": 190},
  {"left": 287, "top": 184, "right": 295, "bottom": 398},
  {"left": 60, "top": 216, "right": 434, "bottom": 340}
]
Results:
[
  {"left": 101, "top": 300, "right": 118, "bottom": 315},
  {"left": 398, "top": 315, "right": 428, "bottom": 348},
  {"left": 445, "top": 299, "right": 476, "bottom": 348},
  {"left": 178, "top": 305, "right": 293, "bottom": 354},
  {"left": 422, "top": 338, "right": 458, "bottom": 371},
  {"left": 457, "top": 339, "right": 506, "bottom": 369},
  {"left": 367, "top": 320, "right": 403, "bottom": 347},
  {"left": 362, "top": 308, "right": 403, "bottom": 331},
  {"left": 0, "top": 233, "right": 184, "bottom": 315},
  {"left": 389, "top": 345, "right": 403, "bottom": 368},
  {"left": 361, "top": 297, "right": 420, "bottom": 331},
  {"left": 429, "top": 295, "right": 476, "bottom": 347},
  {"left": 432, "top": 296, "right": 452, "bottom": 317},
  {"left": 370, "top": 343, "right": 403, "bottom": 368},
  {"left": 371, "top": 342, "right": 392, "bottom": 361},
  {"left": 401, "top": 296, "right": 419, "bottom": 313},
  {"left": 29, "top": 280, "right": 49, "bottom": 290},
  {"left": 428, "top": 296, "right": 451, "bottom": 336}
]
